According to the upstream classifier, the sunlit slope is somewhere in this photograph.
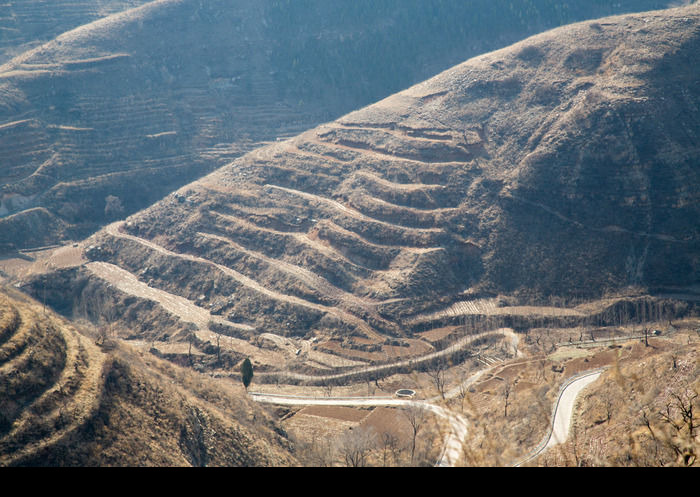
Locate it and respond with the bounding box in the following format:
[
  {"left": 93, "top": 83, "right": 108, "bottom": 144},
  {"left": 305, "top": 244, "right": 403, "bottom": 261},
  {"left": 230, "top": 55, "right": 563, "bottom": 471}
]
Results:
[
  {"left": 0, "top": 0, "right": 673, "bottom": 250},
  {"left": 67, "top": 5, "right": 700, "bottom": 350},
  {"left": 0, "top": 286, "right": 297, "bottom": 466}
]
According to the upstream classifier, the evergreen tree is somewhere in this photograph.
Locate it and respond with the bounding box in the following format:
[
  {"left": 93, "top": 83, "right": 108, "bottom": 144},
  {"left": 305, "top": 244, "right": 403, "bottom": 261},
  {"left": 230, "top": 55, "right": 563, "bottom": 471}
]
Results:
[{"left": 241, "top": 358, "right": 254, "bottom": 390}]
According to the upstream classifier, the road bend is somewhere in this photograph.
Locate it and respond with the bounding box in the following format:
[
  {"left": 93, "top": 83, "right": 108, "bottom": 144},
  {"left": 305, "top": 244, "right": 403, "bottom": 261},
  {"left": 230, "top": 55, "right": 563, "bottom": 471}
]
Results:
[
  {"left": 249, "top": 392, "right": 468, "bottom": 467},
  {"left": 513, "top": 369, "right": 604, "bottom": 466}
]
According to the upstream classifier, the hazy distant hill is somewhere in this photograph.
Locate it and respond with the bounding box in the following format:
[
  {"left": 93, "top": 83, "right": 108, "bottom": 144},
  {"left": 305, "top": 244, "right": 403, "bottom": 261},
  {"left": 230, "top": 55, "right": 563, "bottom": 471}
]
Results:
[
  {"left": 0, "top": 0, "right": 673, "bottom": 250},
  {"left": 0, "top": 0, "right": 152, "bottom": 64},
  {"left": 42, "top": 4, "right": 698, "bottom": 360}
]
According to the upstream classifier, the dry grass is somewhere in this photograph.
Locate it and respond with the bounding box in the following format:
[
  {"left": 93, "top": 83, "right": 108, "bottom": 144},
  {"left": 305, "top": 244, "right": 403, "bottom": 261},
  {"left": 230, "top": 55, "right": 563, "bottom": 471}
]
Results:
[
  {"left": 3, "top": 281, "right": 697, "bottom": 466},
  {"left": 0, "top": 286, "right": 298, "bottom": 466},
  {"left": 283, "top": 403, "right": 444, "bottom": 467},
  {"left": 537, "top": 332, "right": 699, "bottom": 466},
  {"left": 449, "top": 321, "right": 700, "bottom": 466}
]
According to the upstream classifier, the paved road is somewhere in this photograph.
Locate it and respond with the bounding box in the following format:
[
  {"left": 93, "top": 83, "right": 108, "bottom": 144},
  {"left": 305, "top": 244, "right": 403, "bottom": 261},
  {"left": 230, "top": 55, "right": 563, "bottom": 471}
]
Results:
[
  {"left": 253, "top": 367, "right": 604, "bottom": 467},
  {"left": 546, "top": 371, "right": 603, "bottom": 450},
  {"left": 514, "top": 369, "right": 604, "bottom": 466}
]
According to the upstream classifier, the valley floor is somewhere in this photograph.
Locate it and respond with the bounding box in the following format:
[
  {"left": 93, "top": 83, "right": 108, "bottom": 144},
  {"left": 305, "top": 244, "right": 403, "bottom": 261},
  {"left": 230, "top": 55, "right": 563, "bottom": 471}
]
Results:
[{"left": 1, "top": 238, "right": 698, "bottom": 466}]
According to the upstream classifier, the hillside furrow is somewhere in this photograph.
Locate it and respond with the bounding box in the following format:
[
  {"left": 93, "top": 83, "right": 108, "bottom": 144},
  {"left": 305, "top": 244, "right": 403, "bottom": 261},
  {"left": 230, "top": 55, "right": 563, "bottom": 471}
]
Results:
[
  {"left": 205, "top": 210, "right": 375, "bottom": 277},
  {"left": 263, "top": 184, "right": 446, "bottom": 248},
  {"left": 194, "top": 231, "right": 377, "bottom": 309},
  {"left": 1, "top": 331, "right": 105, "bottom": 467},
  {"left": 102, "top": 223, "right": 384, "bottom": 341},
  {"left": 85, "top": 261, "right": 246, "bottom": 333},
  {"left": 0, "top": 313, "right": 37, "bottom": 371}
]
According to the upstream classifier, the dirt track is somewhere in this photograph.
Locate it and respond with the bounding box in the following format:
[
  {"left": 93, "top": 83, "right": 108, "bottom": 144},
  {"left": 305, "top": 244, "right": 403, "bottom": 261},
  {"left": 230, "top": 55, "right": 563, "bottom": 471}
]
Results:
[
  {"left": 103, "top": 222, "right": 384, "bottom": 341},
  {"left": 249, "top": 391, "right": 468, "bottom": 467}
]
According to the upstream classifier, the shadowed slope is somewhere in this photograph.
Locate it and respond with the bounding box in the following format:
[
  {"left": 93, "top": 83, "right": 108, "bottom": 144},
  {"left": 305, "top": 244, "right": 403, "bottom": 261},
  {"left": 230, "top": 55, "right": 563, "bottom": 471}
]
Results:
[{"left": 0, "top": 1, "right": 151, "bottom": 64}]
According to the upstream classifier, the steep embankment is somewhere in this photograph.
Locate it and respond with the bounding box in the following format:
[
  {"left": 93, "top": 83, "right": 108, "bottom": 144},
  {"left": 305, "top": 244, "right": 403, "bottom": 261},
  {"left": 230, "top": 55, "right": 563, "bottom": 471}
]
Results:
[
  {"left": 0, "top": 0, "right": 673, "bottom": 250},
  {"left": 0, "top": 286, "right": 297, "bottom": 466}
]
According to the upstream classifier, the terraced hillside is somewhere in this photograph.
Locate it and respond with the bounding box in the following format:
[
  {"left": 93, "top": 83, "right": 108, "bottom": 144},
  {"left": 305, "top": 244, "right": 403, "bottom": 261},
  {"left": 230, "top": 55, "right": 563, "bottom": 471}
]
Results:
[
  {"left": 0, "top": 286, "right": 297, "bottom": 466},
  {"left": 33, "top": 5, "right": 697, "bottom": 375},
  {"left": 0, "top": 0, "right": 672, "bottom": 250},
  {"left": 0, "top": 1, "right": 151, "bottom": 64}
]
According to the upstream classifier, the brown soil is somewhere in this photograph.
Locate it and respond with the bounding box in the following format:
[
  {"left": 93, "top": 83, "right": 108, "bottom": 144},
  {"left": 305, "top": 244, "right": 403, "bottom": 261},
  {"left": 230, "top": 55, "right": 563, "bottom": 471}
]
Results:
[{"left": 298, "top": 405, "right": 372, "bottom": 423}]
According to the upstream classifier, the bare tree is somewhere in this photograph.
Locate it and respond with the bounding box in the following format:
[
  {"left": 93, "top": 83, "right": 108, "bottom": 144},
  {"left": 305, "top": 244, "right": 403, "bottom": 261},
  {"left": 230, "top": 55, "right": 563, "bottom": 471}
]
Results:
[
  {"left": 658, "top": 389, "right": 698, "bottom": 466},
  {"left": 633, "top": 382, "right": 699, "bottom": 467},
  {"left": 337, "top": 426, "right": 377, "bottom": 467},
  {"left": 80, "top": 289, "right": 118, "bottom": 347},
  {"left": 503, "top": 380, "right": 512, "bottom": 418},
  {"left": 402, "top": 405, "right": 427, "bottom": 464},
  {"left": 457, "top": 380, "right": 470, "bottom": 414},
  {"left": 322, "top": 379, "right": 334, "bottom": 397},
  {"left": 302, "top": 430, "right": 335, "bottom": 467},
  {"left": 538, "top": 356, "right": 548, "bottom": 383},
  {"left": 427, "top": 358, "right": 448, "bottom": 400},
  {"left": 365, "top": 373, "right": 376, "bottom": 397},
  {"left": 379, "top": 431, "right": 401, "bottom": 467},
  {"left": 100, "top": 296, "right": 118, "bottom": 339},
  {"left": 188, "top": 335, "right": 193, "bottom": 364},
  {"left": 600, "top": 389, "right": 614, "bottom": 424}
]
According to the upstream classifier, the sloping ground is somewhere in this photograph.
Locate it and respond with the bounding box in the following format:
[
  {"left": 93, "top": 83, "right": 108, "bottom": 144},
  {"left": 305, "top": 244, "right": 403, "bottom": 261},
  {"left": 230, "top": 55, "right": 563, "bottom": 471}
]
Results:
[
  {"left": 43, "top": 4, "right": 700, "bottom": 366},
  {"left": 0, "top": 286, "right": 297, "bottom": 466},
  {"left": 0, "top": 0, "right": 315, "bottom": 249},
  {"left": 0, "top": 0, "right": 673, "bottom": 250},
  {"left": 0, "top": 0, "right": 151, "bottom": 64},
  {"left": 536, "top": 336, "right": 699, "bottom": 467}
]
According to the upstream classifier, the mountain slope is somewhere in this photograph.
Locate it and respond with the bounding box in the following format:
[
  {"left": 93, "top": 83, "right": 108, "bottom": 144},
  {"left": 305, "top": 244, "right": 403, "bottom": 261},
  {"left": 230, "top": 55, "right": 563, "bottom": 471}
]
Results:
[
  {"left": 0, "top": 1, "right": 151, "bottom": 64},
  {"left": 0, "top": 285, "right": 297, "bottom": 466},
  {"left": 37, "top": 4, "right": 698, "bottom": 369},
  {"left": 0, "top": 0, "right": 673, "bottom": 250}
]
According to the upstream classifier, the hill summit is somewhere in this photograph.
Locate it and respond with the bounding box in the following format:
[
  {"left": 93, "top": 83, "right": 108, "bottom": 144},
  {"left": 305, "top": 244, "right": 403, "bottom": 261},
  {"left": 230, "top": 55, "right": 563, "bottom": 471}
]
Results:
[
  {"left": 0, "top": 0, "right": 674, "bottom": 250},
  {"left": 21, "top": 2, "right": 693, "bottom": 376}
]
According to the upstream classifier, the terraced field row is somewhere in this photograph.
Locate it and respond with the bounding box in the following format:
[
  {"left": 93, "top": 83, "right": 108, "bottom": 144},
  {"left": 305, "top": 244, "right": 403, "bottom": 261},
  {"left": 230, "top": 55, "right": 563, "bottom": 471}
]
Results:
[
  {"left": 0, "top": 1, "right": 337, "bottom": 247},
  {"left": 0, "top": 1, "right": 151, "bottom": 63},
  {"left": 99, "top": 222, "right": 387, "bottom": 341},
  {"left": 76, "top": 120, "right": 486, "bottom": 367},
  {"left": 87, "top": 87, "right": 697, "bottom": 372},
  {"left": 0, "top": 287, "right": 304, "bottom": 466},
  {"left": 0, "top": 290, "right": 105, "bottom": 467},
  {"left": 409, "top": 298, "right": 502, "bottom": 325}
]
